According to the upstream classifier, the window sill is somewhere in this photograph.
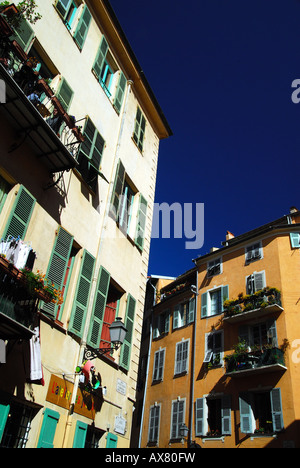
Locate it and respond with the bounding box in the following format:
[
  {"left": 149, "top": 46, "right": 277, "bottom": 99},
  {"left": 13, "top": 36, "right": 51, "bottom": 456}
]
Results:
[
  {"left": 202, "top": 436, "right": 225, "bottom": 443},
  {"left": 250, "top": 433, "right": 277, "bottom": 440}
]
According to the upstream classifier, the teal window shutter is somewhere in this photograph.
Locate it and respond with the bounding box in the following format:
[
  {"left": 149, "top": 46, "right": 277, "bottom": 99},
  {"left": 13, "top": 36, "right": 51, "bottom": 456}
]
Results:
[
  {"left": 290, "top": 232, "right": 300, "bottom": 248},
  {"left": 133, "top": 107, "right": 146, "bottom": 151},
  {"left": 195, "top": 398, "right": 204, "bottom": 436},
  {"left": 79, "top": 118, "right": 105, "bottom": 170},
  {"left": 239, "top": 393, "right": 253, "bottom": 434},
  {"left": 120, "top": 294, "right": 136, "bottom": 370},
  {"left": 221, "top": 395, "right": 231, "bottom": 435},
  {"left": 222, "top": 285, "right": 229, "bottom": 312},
  {"left": 0, "top": 403, "right": 10, "bottom": 444},
  {"left": 69, "top": 250, "right": 95, "bottom": 338},
  {"left": 41, "top": 227, "right": 73, "bottom": 318},
  {"left": 92, "top": 36, "right": 108, "bottom": 80},
  {"left": 106, "top": 432, "right": 118, "bottom": 448},
  {"left": 73, "top": 421, "right": 88, "bottom": 448},
  {"left": 2, "top": 186, "right": 35, "bottom": 241},
  {"left": 73, "top": 5, "right": 92, "bottom": 50},
  {"left": 37, "top": 408, "right": 60, "bottom": 448},
  {"left": 56, "top": 77, "right": 74, "bottom": 111},
  {"left": 270, "top": 388, "right": 284, "bottom": 432},
  {"left": 114, "top": 72, "right": 126, "bottom": 113},
  {"left": 135, "top": 194, "right": 147, "bottom": 250},
  {"left": 87, "top": 266, "right": 110, "bottom": 348},
  {"left": 201, "top": 292, "right": 208, "bottom": 318},
  {"left": 56, "top": 0, "right": 72, "bottom": 19},
  {"left": 11, "top": 18, "right": 34, "bottom": 52},
  {"left": 110, "top": 159, "right": 125, "bottom": 221}
]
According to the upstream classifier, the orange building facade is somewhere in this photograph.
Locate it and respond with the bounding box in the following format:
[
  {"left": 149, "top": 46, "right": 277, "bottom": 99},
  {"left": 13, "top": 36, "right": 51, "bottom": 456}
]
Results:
[{"left": 139, "top": 208, "right": 300, "bottom": 448}]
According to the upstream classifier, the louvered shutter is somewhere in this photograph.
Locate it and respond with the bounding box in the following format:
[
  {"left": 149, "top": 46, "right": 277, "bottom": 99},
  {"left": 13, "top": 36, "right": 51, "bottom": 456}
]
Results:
[
  {"left": 222, "top": 285, "right": 229, "bottom": 312},
  {"left": 37, "top": 408, "right": 60, "bottom": 448},
  {"left": 73, "top": 421, "right": 88, "bottom": 448},
  {"left": 195, "top": 398, "right": 204, "bottom": 436},
  {"left": 201, "top": 292, "right": 208, "bottom": 318},
  {"left": 41, "top": 227, "right": 73, "bottom": 318},
  {"left": 290, "top": 232, "right": 300, "bottom": 248},
  {"left": 11, "top": 18, "right": 34, "bottom": 52},
  {"left": 92, "top": 36, "right": 108, "bottom": 79},
  {"left": 135, "top": 194, "right": 147, "bottom": 250},
  {"left": 188, "top": 297, "right": 195, "bottom": 323},
  {"left": 173, "top": 305, "right": 180, "bottom": 329},
  {"left": 254, "top": 271, "right": 265, "bottom": 292},
  {"left": 120, "top": 294, "right": 136, "bottom": 370},
  {"left": 239, "top": 392, "right": 253, "bottom": 434},
  {"left": 221, "top": 395, "right": 232, "bottom": 435},
  {"left": 110, "top": 159, "right": 125, "bottom": 220},
  {"left": 0, "top": 403, "right": 9, "bottom": 444},
  {"left": 69, "top": 250, "right": 95, "bottom": 338},
  {"left": 57, "top": 78, "right": 74, "bottom": 111},
  {"left": 87, "top": 266, "right": 110, "bottom": 348},
  {"left": 73, "top": 6, "right": 91, "bottom": 50},
  {"left": 114, "top": 72, "right": 126, "bottom": 113},
  {"left": 56, "top": 0, "right": 72, "bottom": 19},
  {"left": 3, "top": 186, "right": 35, "bottom": 241},
  {"left": 270, "top": 388, "right": 284, "bottom": 432}
]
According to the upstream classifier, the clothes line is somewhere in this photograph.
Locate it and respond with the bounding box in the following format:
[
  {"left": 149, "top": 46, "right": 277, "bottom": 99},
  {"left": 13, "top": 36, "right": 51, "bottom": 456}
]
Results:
[{"left": 0, "top": 236, "right": 37, "bottom": 270}]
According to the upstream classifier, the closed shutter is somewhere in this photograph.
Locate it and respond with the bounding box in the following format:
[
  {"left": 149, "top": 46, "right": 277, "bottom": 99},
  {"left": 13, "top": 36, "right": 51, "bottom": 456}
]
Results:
[
  {"left": 270, "top": 388, "right": 284, "bottom": 432},
  {"left": 73, "top": 5, "right": 91, "bottom": 50},
  {"left": 201, "top": 292, "right": 208, "bottom": 318},
  {"left": 175, "top": 341, "right": 189, "bottom": 374},
  {"left": 195, "top": 398, "right": 204, "bottom": 436},
  {"left": 114, "top": 72, "right": 126, "bottom": 113},
  {"left": 239, "top": 392, "right": 253, "bottom": 434},
  {"left": 92, "top": 36, "right": 108, "bottom": 80},
  {"left": 290, "top": 232, "right": 300, "bottom": 248},
  {"left": 57, "top": 77, "right": 74, "bottom": 111},
  {"left": 87, "top": 266, "right": 110, "bottom": 348},
  {"left": 3, "top": 186, "right": 35, "bottom": 241},
  {"left": 254, "top": 271, "right": 265, "bottom": 291},
  {"left": 69, "top": 250, "right": 95, "bottom": 338},
  {"left": 37, "top": 408, "right": 60, "bottom": 448},
  {"left": 41, "top": 227, "right": 73, "bottom": 317},
  {"left": 0, "top": 404, "right": 10, "bottom": 444},
  {"left": 188, "top": 297, "right": 195, "bottom": 323},
  {"left": 110, "top": 159, "right": 125, "bottom": 220},
  {"left": 106, "top": 432, "right": 118, "bottom": 448},
  {"left": 171, "top": 400, "right": 184, "bottom": 439},
  {"left": 221, "top": 395, "right": 231, "bottom": 435},
  {"left": 119, "top": 294, "right": 136, "bottom": 370},
  {"left": 73, "top": 421, "right": 88, "bottom": 448},
  {"left": 11, "top": 18, "right": 34, "bottom": 52},
  {"left": 135, "top": 194, "right": 147, "bottom": 250}
]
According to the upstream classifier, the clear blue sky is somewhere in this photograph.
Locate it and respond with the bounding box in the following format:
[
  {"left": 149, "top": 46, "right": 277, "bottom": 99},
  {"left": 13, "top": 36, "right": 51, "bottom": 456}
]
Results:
[{"left": 109, "top": 0, "right": 300, "bottom": 277}]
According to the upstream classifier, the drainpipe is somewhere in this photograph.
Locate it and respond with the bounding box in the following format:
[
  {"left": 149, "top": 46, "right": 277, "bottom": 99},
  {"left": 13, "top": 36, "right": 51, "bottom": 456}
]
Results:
[
  {"left": 189, "top": 263, "right": 198, "bottom": 447},
  {"left": 62, "top": 79, "right": 133, "bottom": 448}
]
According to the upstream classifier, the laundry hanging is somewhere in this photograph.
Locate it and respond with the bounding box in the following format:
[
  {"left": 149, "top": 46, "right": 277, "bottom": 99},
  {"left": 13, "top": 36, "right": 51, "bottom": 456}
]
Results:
[{"left": 0, "top": 236, "right": 37, "bottom": 270}]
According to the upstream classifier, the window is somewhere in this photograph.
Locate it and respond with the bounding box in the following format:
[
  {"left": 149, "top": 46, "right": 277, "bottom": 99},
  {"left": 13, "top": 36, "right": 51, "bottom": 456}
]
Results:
[
  {"left": 195, "top": 395, "right": 231, "bottom": 437},
  {"left": 174, "top": 340, "right": 189, "bottom": 375},
  {"left": 99, "top": 284, "right": 122, "bottom": 356},
  {"left": 85, "top": 426, "right": 104, "bottom": 448},
  {"left": 11, "top": 18, "right": 34, "bottom": 52},
  {"left": 246, "top": 271, "right": 266, "bottom": 295},
  {"left": 0, "top": 403, "right": 35, "bottom": 448},
  {"left": 56, "top": 0, "right": 92, "bottom": 50},
  {"left": 56, "top": 77, "right": 74, "bottom": 111},
  {"left": 290, "top": 232, "right": 300, "bottom": 248},
  {"left": 238, "top": 318, "right": 278, "bottom": 349},
  {"left": 73, "top": 5, "right": 92, "bottom": 49},
  {"left": 207, "top": 257, "right": 222, "bottom": 277},
  {"left": 153, "top": 310, "right": 170, "bottom": 338},
  {"left": 77, "top": 117, "right": 105, "bottom": 192},
  {"left": 133, "top": 107, "right": 146, "bottom": 151},
  {"left": 173, "top": 298, "right": 195, "bottom": 329},
  {"left": 203, "top": 330, "right": 224, "bottom": 368},
  {"left": 152, "top": 348, "right": 165, "bottom": 382},
  {"left": 239, "top": 388, "right": 284, "bottom": 434},
  {"left": 245, "top": 241, "right": 262, "bottom": 263},
  {"left": 170, "top": 399, "right": 185, "bottom": 439},
  {"left": 148, "top": 405, "right": 160, "bottom": 445},
  {"left": 37, "top": 408, "right": 60, "bottom": 448},
  {"left": 201, "top": 285, "right": 229, "bottom": 318}
]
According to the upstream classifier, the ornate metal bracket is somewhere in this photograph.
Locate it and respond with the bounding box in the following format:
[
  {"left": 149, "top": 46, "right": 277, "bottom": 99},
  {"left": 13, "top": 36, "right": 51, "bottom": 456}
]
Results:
[{"left": 83, "top": 345, "right": 119, "bottom": 362}]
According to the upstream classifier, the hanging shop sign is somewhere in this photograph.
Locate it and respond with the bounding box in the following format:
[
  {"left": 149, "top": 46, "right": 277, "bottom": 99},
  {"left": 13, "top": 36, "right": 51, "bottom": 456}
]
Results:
[{"left": 46, "top": 374, "right": 102, "bottom": 419}]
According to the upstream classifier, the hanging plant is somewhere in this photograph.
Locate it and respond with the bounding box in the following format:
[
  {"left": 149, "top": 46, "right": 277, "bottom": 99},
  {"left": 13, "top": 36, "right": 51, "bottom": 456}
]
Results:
[
  {"left": 0, "top": 1, "right": 42, "bottom": 32},
  {"left": 20, "top": 268, "right": 63, "bottom": 304}
]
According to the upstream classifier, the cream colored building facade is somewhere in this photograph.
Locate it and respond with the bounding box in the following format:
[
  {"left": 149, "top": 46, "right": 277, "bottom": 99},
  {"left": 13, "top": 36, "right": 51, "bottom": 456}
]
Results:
[{"left": 0, "top": 0, "right": 171, "bottom": 448}]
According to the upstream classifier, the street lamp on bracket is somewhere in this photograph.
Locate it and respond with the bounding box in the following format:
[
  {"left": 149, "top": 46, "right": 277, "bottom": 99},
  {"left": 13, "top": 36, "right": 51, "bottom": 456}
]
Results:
[{"left": 83, "top": 317, "right": 127, "bottom": 361}]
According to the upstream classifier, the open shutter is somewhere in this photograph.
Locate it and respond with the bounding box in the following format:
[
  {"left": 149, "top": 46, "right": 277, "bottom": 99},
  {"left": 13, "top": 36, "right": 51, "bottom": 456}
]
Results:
[
  {"left": 56, "top": 0, "right": 72, "bottom": 19},
  {"left": 3, "top": 186, "right": 35, "bottom": 241},
  {"left": 135, "top": 194, "right": 147, "bottom": 250},
  {"left": 267, "top": 318, "right": 278, "bottom": 347},
  {"left": 56, "top": 77, "right": 74, "bottom": 111},
  {"left": 221, "top": 395, "right": 231, "bottom": 435},
  {"left": 73, "top": 5, "right": 91, "bottom": 49},
  {"left": 120, "top": 294, "right": 136, "bottom": 370},
  {"left": 173, "top": 305, "right": 180, "bottom": 329},
  {"left": 11, "top": 18, "right": 34, "bottom": 52},
  {"left": 87, "top": 266, "right": 110, "bottom": 348},
  {"left": 0, "top": 403, "right": 10, "bottom": 444},
  {"left": 254, "top": 271, "right": 265, "bottom": 292},
  {"left": 201, "top": 292, "right": 208, "bottom": 318},
  {"left": 114, "top": 72, "right": 126, "bottom": 113},
  {"left": 110, "top": 159, "right": 125, "bottom": 220},
  {"left": 37, "top": 408, "right": 60, "bottom": 448},
  {"left": 92, "top": 36, "right": 108, "bottom": 79},
  {"left": 188, "top": 297, "right": 195, "bottom": 323},
  {"left": 73, "top": 421, "right": 88, "bottom": 448},
  {"left": 195, "top": 398, "right": 204, "bottom": 436},
  {"left": 41, "top": 227, "right": 73, "bottom": 317},
  {"left": 69, "top": 250, "right": 95, "bottom": 338},
  {"left": 222, "top": 285, "right": 229, "bottom": 312},
  {"left": 290, "top": 232, "right": 300, "bottom": 248},
  {"left": 270, "top": 388, "right": 284, "bottom": 432},
  {"left": 239, "top": 393, "right": 253, "bottom": 434}
]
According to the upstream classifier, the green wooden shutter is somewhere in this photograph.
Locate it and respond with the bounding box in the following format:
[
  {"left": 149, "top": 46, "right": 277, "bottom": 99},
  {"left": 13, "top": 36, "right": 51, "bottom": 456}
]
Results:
[
  {"left": 0, "top": 403, "right": 10, "bottom": 444},
  {"left": 56, "top": 77, "right": 74, "bottom": 111},
  {"left": 114, "top": 72, "right": 126, "bottom": 113},
  {"left": 106, "top": 432, "right": 118, "bottom": 448},
  {"left": 110, "top": 159, "right": 125, "bottom": 220},
  {"left": 37, "top": 408, "right": 60, "bottom": 448},
  {"left": 3, "top": 186, "right": 35, "bottom": 240},
  {"left": 120, "top": 294, "right": 136, "bottom": 370},
  {"left": 69, "top": 250, "right": 95, "bottom": 338},
  {"left": 73, "top": 5, "right": 91, "bottom": 50},
  {"left": 92, "top": 36, "right": 108, "bottom": 79},
  {"left": 87, "top": 266, "right": 110, "bottom": 348},
  {"left": 133, "top": 108, "right": 146, "bottom": 151},
  {"left": 239, "top": 393, "right": 253, "bottom": 434},
  {"left": 201, "top": 292, "right": 208, "bottom": 318},
  {"left": 221, "top": 395, "right": 231, "bottom": 435},
  {"left": 290, "top": 232, "right": 300, "bottom": 248},
  {"left": 11, "top": 18, "right": 34, "bottom": 52},
  {"left": 195, "top": 398, "right": 204, "bottom": 436},
  {"left": 270, "top": 388, "right": 284, "bottom": 432},
  {"left": 135, "top": 194, "right": 147, "bottom": 250},
  {"left": 80, "top": 118, "right": 104, "bottom": 169},
  {"left": 41, "top": 227, "right": 73, "bottom": 318},
  {"left": 56, "top": 0, "right": 72, "bottom": 19},
  {"left": 73, "top": 421, "right": 88, "bottom": 448}
]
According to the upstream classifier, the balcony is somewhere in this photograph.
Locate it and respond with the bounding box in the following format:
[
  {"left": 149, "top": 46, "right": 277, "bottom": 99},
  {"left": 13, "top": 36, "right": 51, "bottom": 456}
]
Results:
[
  {"left": 0, "top": 11, "right": 84, "bottom": 174},
  {"left": 225, "top": 346, "right": 287, "bottom": 377},
  {"left": 223, "top": 287, "right": 283, "bottom": 324}
]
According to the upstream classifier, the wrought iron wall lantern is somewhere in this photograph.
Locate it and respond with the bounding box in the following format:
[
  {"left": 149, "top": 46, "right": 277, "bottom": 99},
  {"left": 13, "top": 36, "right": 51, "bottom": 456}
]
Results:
[{"left": 83, "top": 317, "right": 127, "bottom": 361}]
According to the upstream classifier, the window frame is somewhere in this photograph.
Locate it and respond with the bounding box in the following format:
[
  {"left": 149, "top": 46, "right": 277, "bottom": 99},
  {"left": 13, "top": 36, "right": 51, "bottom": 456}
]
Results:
[
  {"left": 195, "top": 394, "right": 231, "bottom": 437},
  {"left": 204, "top": 330, "right": 224, "bottom": 367},
  {"left": 246, "top": 270, "right": 266, "bottom": 295},
  {"left": 173, "top": 298, "right": 195, "bottom": 330},
  {"left": 148, "top": 404, "right": 161, "bottom": 445},
  {"left": 201, "top": 285, "right": 229, "bottom": 318},
  {"left": 152, "top": 348, "right": 166, "bottom": 382},
  {"left": 245, "top": 241, "right": 263, "bottom": 264},
  {"left": 207, "top": 257, "right": 222, "bottom": 277},
  {"left": 170, "top": 399, "right": 186, "bottom": 440}
]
